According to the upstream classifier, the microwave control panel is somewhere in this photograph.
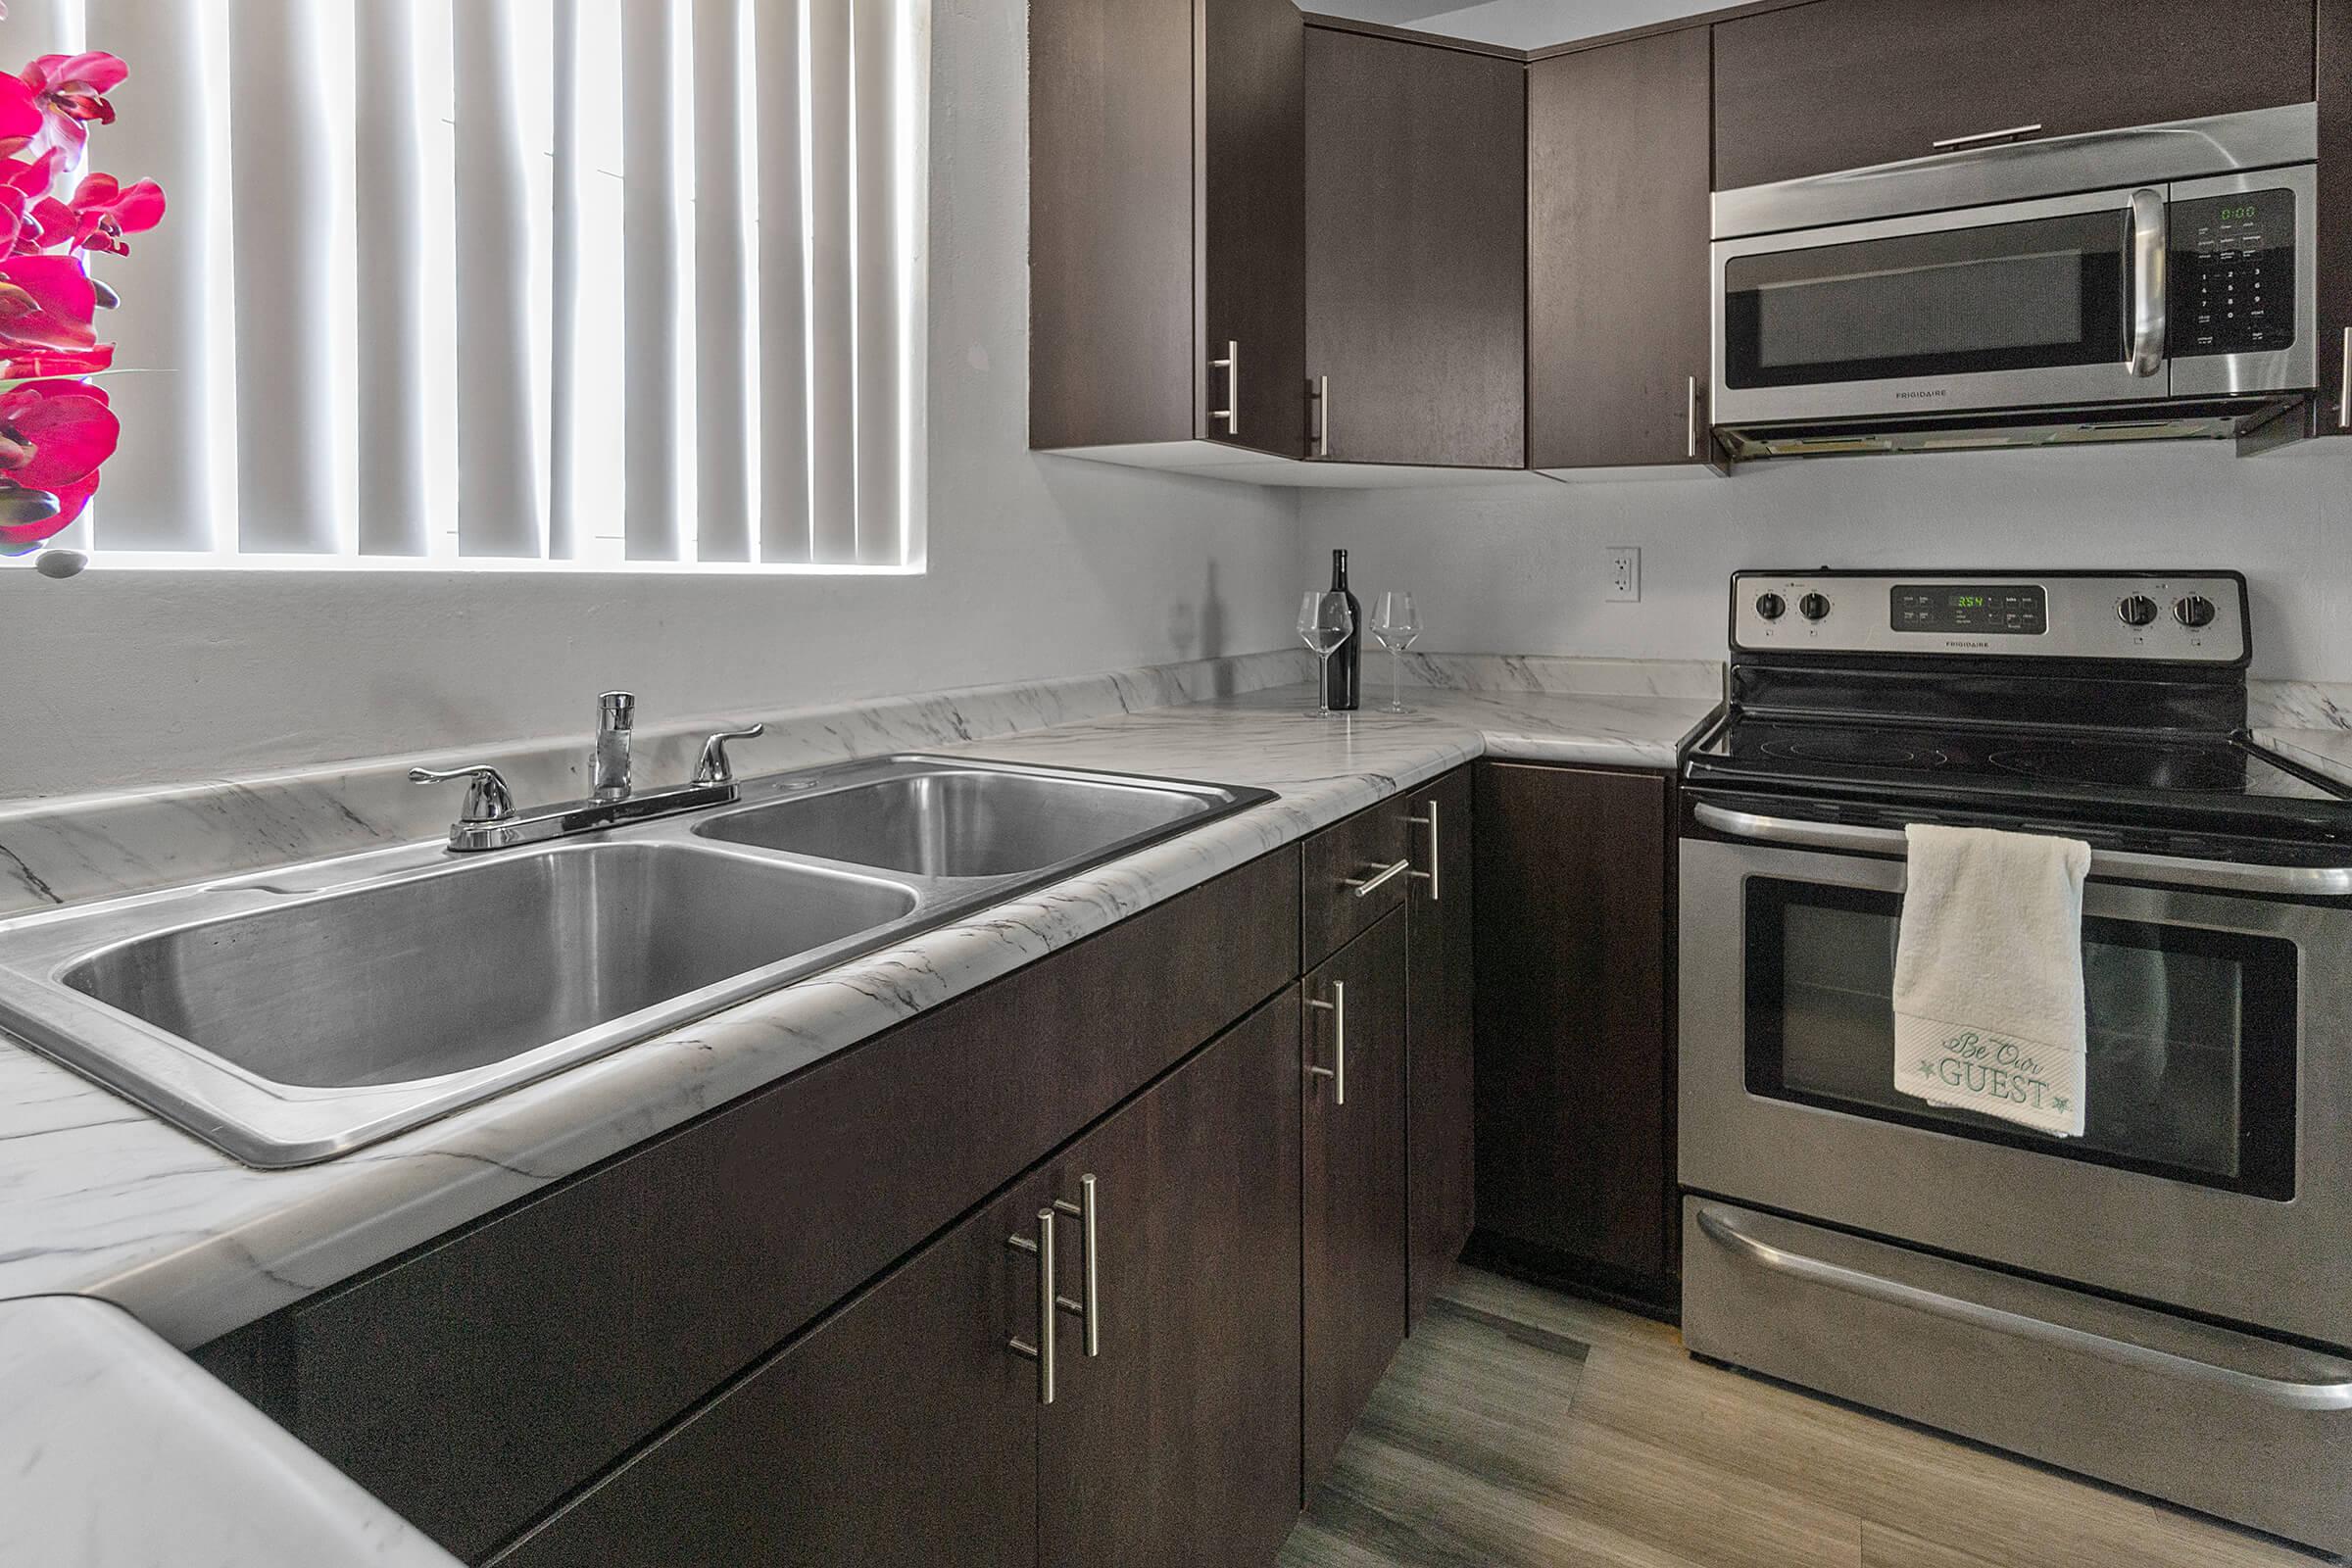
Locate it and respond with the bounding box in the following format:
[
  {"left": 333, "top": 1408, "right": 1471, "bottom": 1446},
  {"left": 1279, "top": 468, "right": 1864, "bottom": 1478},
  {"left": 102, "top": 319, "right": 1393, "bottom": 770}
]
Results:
[{"left": 2170, "top": 187, "right": 2296, "bottom": 358}]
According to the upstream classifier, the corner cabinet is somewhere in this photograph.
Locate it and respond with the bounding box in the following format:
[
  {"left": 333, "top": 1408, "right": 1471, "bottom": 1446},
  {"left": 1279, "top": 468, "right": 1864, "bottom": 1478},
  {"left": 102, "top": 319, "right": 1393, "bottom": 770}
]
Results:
[
  {"left": 1526, "top": 26, "right": 1718, "bottom": 476},
  {"left": 1030, "top": 0, "right": 1304, "bottom": 461},
  {"left": 1404, "top": 766, "right": 1475, "bottom": 1319},
  {"left": 1302, "top": 29, "right": 1525, "bottom": 469},
  {"left": 1471, "top": 760, "right": 1677, "bottom": 1307}
]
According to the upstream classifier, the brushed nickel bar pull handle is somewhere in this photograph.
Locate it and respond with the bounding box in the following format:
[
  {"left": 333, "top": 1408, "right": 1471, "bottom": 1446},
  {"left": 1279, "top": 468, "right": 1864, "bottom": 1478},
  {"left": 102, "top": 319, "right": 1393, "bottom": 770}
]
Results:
[
  {"left": 1006, "top": 1207, "right": 1056, "bottom": 1404},
  {"left": 1687, "top": 375, "right": 1698, "bottom": 460},
  {"left": 1407, "top": 801, "right": 1440, "bottom": 902},
  {"left": 2339, "top": 326, "right": 2349, "bottom": 430},
  {"left": 1306, "top": 981, "right": 1347, "bottom": 1105},
  {"left": 1346, "top": 858, "right": 1413, "bottom": 898},
  {"left": 1211, "top": 341, "right": 1239, "bottom": 434},
  {"left": 1694, "top": 1205, "right": 2352, "bottom": 1411},
  {"left": 1318, "top": 374, "right": 1331, "bottom": 457},
  {"left": 1051, "top": 1173, "right": 1100, "bottom": 1358},
  {"left": 1931, "top": 122, "right": 2042, "bottom": 151}
]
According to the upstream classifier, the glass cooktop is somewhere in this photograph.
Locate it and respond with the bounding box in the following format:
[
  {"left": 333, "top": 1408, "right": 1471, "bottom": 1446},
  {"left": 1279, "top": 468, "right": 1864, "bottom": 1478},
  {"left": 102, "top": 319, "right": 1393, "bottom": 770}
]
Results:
[{"left": 1686, "top": 714, "right": 2350, "bottom": 839}]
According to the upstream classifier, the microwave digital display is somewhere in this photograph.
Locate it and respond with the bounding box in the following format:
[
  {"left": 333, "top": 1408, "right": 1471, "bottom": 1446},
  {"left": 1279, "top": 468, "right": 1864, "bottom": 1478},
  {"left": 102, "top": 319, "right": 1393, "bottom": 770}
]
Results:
[
  {"left": 2170, "top": 187, "right": 2296, "bottom": 359},
  {"left": 1891, "top": 584, "right": 2047, "bottom": 635}
]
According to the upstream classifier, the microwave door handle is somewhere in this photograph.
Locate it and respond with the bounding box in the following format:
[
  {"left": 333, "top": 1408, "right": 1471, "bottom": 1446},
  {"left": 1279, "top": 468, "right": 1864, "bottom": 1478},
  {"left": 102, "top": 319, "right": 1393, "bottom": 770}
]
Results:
[
  {"left": 1689, "top": 802, "right": 2352, "bottom": 897},
  {"left": 2129, "top": 187, "right": 2167, "bottom": 378}
]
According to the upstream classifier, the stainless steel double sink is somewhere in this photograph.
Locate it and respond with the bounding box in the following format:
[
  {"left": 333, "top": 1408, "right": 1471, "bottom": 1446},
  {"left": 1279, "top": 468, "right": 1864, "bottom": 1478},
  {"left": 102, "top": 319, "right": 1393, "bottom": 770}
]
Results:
[{"left": 0, "top": 756, "right": 1275, "bottom": 1166}]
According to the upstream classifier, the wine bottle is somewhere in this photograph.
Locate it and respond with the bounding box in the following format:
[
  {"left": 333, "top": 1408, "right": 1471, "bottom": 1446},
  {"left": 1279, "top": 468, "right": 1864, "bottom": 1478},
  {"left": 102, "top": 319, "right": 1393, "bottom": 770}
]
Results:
[{"left": 1326, "top": 549, "right": 1361, "bottom": 711}]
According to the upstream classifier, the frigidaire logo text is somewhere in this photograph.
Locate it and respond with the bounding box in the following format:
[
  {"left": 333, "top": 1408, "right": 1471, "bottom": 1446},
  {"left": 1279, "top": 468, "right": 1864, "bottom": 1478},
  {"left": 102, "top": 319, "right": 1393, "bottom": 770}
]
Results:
[{"left": 1894, "top": 389, "right": 1949, "bottom": 400}]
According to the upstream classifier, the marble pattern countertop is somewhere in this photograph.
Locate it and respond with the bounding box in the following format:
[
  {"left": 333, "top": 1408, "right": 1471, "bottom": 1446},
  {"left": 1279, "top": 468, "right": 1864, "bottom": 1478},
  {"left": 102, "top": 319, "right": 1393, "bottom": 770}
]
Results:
[
  {"left": 0, "top": 1295, "right": 464, "bottom": 1568},
  {"left": 0, "top": 674, "right": 1719, "bottom": 1351},
  {"left": 2259, "top": 727, "right": 2352, "bottom": 790}
]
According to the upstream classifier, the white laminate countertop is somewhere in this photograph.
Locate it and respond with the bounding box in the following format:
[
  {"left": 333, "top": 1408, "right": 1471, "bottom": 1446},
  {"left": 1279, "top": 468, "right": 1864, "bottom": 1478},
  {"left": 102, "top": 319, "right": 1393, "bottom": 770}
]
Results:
[
  {"left": 0, "top": 1296, "right": 464, "bottom": 1568},
  {"left": 2258, "top": 727, "right": 2352, "bottom": 791},
  {"left": 0, "top": 681, "right": 1719, "bottom": 1349}
]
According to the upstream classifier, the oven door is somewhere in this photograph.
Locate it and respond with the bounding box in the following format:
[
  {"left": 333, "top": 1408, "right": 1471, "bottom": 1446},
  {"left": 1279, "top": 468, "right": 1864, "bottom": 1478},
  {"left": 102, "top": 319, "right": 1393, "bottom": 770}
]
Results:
[
  {"left": 1712, "top": 184, "right": 2168, "bottom": 426},
  {"left": 1680, "top": 822, "right": 2352, "bottom": 1348}
]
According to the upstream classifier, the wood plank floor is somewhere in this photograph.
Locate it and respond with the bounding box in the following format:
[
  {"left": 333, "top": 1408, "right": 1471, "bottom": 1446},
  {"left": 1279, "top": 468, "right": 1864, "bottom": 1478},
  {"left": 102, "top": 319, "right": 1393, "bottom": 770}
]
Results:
[{"left": 1278, "top": 1268, "right": 2323, "bottom": 1568}]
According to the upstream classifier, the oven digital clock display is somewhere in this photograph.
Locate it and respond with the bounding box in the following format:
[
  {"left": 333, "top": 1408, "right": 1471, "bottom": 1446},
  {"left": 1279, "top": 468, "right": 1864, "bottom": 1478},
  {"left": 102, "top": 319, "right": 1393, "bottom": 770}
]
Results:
[{"left": 1891, "top": 583, "right": 2047, "bottom": 635}]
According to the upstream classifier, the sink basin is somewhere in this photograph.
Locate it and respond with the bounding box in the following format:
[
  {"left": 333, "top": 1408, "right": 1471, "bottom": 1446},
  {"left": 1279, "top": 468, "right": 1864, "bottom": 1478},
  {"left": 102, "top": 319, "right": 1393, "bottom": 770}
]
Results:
[
  {"left": 63, "top": 844, "right": 915, "bottom": 1091},
  {"left": 0, "top": 754, "right": 1273, "bottom": 1166},
  {"left": 698, "top": 764, "right": 1215, "bottom": 878}
]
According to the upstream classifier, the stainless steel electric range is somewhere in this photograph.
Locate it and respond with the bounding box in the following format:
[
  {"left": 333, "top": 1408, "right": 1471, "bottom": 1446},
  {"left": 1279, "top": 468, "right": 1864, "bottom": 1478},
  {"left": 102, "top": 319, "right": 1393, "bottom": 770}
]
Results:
[{"left": 1675, "top": 569, "right": 2352, "bottom": 1557}]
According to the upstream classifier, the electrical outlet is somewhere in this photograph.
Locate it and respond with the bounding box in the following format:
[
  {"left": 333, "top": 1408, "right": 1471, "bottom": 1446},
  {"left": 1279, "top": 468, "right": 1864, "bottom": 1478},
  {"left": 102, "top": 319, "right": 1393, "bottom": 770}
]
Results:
[{"left": 1605, "top": 547, "right": 1641, "bottom": 603}]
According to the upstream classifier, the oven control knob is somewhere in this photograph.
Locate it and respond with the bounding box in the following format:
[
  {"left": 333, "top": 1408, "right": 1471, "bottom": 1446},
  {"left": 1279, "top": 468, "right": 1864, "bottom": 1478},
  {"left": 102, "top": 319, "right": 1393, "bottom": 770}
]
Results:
[
  {"left": 2174, "top": 594, "right": 2217, "bottom": 629},
  {"left": 1797, "top": 592, "right": 1832, "bottom": 622},
  {"left": 1754, "top": 592, "right": 1788, "bottom": 621},
  {"left": 2116, "top": 594, "right": 2160, "bottom": 628}
]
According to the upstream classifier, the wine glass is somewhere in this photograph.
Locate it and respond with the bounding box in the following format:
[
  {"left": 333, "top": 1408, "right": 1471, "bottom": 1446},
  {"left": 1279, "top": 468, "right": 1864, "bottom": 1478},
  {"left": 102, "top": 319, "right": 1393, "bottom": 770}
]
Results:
[
  {"left": 1371, "top": 591, "right": 1422, "bottom": 713},
  {"left": 1298, "top": 591, "right": 1353, "bottom": 719}
]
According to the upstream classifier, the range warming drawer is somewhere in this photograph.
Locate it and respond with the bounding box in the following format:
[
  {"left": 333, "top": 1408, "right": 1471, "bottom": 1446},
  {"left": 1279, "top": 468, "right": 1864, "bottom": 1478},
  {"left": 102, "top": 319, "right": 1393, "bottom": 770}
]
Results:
[{"left": 1682, "top": 1199, "right": 2352, "bottom": 1557}]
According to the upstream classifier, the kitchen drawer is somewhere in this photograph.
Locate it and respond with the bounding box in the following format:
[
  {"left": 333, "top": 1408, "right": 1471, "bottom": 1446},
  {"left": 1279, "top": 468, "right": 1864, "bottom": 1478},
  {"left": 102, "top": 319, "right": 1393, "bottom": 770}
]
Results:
[
  {"left": 196, "top": 846, "right": 1300, "bottom": 1564},
  {"left": 1682, "top": 1199, "right": 2352, "bottom": 1557},
  {"left": 1712, "top": 0, "right": 2315, "bottom": 193},
  {"left": 1301, "top": 795, "right": 1414, "bottom": 969}
]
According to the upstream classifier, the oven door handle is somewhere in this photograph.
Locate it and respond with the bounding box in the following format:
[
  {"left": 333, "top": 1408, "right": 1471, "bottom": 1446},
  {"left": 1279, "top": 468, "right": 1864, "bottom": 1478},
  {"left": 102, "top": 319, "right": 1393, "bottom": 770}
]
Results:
[
  {"left": 1694, "top": 1206, "right": 2352, "bottom": 1412},
  {"left": 1690, "top": 802, "right": 2352, "bottom": 897},
  {"left": 2129, "top": 186, "right": 2167, "bottom": 378}
]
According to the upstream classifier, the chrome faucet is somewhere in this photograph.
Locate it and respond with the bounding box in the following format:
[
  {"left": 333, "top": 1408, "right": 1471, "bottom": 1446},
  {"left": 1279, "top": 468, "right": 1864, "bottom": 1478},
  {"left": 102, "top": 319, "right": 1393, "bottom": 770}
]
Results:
[
  {"left": 410, "top": 694, "right": 765, "bottom": 853},
  {"left": 593, "top": 691, "right": 636, "bottom": 801}
]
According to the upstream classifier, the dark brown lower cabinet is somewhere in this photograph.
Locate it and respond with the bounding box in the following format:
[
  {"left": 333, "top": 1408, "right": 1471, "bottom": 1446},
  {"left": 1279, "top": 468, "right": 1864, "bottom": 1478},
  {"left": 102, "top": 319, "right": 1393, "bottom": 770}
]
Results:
[
  {"left": 1300, "top": 906, "right": 1409, "bottom": 1494},
  {"left": 1037, "top": 994, "right": 1301, "bottom": 1568},
  {"left": 498, "top": 991, "right": 1302, "bottom": 1568},
  {"left": 1404, "top": 766, "right": 1475, "bottom": 1321},
  {"left": 1472, "top": 761, "right": 1674, "bottom": 1299},
  {"left": 492, "top": 1176, "right": 1047, "bottom": 1568}
]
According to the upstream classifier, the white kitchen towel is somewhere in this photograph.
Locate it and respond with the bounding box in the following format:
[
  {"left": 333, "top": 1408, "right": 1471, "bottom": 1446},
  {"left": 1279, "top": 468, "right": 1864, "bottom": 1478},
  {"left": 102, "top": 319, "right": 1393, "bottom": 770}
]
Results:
[{"left": 1892, "top": 823, "right": 2091, "bottom": 1138}]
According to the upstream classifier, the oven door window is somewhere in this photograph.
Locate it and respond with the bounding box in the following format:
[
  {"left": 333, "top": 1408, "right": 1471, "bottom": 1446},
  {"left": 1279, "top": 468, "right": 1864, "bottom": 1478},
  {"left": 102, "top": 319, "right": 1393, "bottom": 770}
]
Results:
[
  {"left": 1723, "top": 209, "right": 2132, "bottom": 389},
  {"left": 1744, "top": 880, "right": 2297, "bottom": 1200}
]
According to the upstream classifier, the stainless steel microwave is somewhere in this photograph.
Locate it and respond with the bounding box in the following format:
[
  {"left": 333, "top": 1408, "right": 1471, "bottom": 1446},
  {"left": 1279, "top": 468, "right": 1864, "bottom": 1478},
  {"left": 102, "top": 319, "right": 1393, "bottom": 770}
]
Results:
[{"left": 1709, "top": 106, "right": 2320, "bottom": 453}]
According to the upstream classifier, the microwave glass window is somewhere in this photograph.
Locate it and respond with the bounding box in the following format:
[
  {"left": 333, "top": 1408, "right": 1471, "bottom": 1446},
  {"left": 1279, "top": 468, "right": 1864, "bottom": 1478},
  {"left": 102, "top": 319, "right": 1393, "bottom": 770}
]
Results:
[
  {"left": 1723, "top": 210, "right": 2132, "bottom": 389},
  {"left": 1743, "top": 879, "right": 2297, "bottom": 1200}
]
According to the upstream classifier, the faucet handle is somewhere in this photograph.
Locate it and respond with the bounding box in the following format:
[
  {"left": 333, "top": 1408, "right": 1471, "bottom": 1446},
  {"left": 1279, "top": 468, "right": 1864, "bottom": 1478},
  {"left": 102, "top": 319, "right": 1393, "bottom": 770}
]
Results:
[
  {"left": 408, "top": 764, "right": 516, "bottom": 825},
  {"left": 692, "top": 724, "right": 766, "bottom": 786}
]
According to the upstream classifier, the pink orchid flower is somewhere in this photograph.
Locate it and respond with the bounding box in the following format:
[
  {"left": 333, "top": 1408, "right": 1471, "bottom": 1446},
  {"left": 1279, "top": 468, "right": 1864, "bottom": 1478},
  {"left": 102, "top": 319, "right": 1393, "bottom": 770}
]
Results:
[
  {"left": 0, "top": 74, "right": 36, "bottom": 158},
  {"left": 0, "top": 251, "right": 94, "bottom": 352},
  {"left": 32, "top": 172, "right": 162, "bottom": 255},
  {"left": 19, "top": 52, "right": 126, "bottom": 162},
  {"left": 0, "top": 149, "right": 60, "bottom": 252},
  {"left": 0, "top": 377, "right": 116, "bottom": 547}
]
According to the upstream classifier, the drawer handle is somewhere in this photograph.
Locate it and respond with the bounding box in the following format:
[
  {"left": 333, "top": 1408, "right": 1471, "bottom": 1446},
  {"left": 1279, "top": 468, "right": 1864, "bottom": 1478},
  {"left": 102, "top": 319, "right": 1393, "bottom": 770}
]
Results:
[
  {"left": 1406, "top": 801, "right": 1440, "bottom": 902},
  {"left": 1306, "top": 980, "right": 1347, "bottom": 1106},
  {"left": 1694, "top": 1205, "right": 2352, "bottom": 1412},
  {"left": 1211, "top": 341, "right": 1239, "bottom": 434},
  {"left": 1006, "top": 1208, "right": 1057, "bottom": 1405},
  {"left": 1346, "top": 858, "right": 1412, "bottom": 899},
  {"left": 1931, "top": 122, "right": 2042, "bottom": 151},
  {"left": 1052, "top": 1173, "right": 1101, "bottom": 1358}
]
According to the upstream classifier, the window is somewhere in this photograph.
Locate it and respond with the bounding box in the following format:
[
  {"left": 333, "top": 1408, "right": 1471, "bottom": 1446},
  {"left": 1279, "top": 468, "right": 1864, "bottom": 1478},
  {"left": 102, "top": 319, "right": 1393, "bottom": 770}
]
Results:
[{"left": 23, "top": 0, "right": 927, "bottom": 571}]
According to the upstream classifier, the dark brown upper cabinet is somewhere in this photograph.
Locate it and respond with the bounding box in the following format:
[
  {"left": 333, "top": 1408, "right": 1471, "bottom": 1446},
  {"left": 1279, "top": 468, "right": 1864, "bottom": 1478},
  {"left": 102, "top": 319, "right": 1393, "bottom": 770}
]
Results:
[
  {"left": 1712, "top": 0, "right": 2318, "bottom": 193},
  {"left": 1527, "top": 26, "right": 1716, "bottom": 474},
  {"left": 1303, "top": 29, "right": 1525, "bottom": 468},
  {"left": 2319, "top": 0, "right": 2352, "bottom": 440},
  {"left": 1030, "top": 0, "right": 1304, "bottom": 459}
]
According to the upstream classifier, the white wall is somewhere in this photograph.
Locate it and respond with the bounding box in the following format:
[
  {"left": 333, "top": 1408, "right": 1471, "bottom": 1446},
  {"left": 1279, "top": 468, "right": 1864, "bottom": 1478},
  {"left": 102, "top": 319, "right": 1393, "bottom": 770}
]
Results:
[
  {"left": 0, "top": 0, "right": 1298, "bottom": 801},
  {"left": 1300, "top": 440, "right": 2352, "bottom": 681}
]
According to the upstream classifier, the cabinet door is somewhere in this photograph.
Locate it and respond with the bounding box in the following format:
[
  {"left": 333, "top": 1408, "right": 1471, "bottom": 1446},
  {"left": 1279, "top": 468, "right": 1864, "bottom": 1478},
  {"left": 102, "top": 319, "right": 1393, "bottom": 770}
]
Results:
[
  {"left": 1304, "top": 29, "right": 1524, "bottom": 468},
  {"left": 1713, "top": 0, "right": 2316, "bottom": 193},
  {"left": 1527, "top": 27, "right": 1712, "bottom": 472},
  {"left": 1472, "top": 762, "right": 1671, "bottom": 1287},
  {"left": 2319, "top": 0, "right": 2352, "bottom": 441},
  {"left": 1038, "top": 995, "right": 1301, "bottom": 1568},
  {"left": 1201, "top": 0, "right": 1306, "bottom": 457},
  {"left": 1300, "top": 907, "right": 1409, "bottom": 1494},
  {"left": 1405, "top": 767, "right": 1475, "bottom": 1322},
  {"left": 493, "top": 1182, "right": 1047, "bottom": 1568}
]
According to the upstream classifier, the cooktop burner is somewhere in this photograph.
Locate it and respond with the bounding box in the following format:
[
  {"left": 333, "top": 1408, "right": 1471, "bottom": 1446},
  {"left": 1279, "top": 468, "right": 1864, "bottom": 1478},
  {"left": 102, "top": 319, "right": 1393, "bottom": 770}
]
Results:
[
  {"left": 1762, "top": 734, "right": 1950, "bottom": 769},
  {"left": 1984, "top": 740, "right": 2251, "bottom": 793}
]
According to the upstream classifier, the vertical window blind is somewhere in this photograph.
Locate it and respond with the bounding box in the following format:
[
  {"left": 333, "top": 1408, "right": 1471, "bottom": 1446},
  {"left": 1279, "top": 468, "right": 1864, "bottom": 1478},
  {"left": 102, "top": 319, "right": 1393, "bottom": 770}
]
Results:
[{"left": 19, "top": 0, "right": 927, "bottom": 570}]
